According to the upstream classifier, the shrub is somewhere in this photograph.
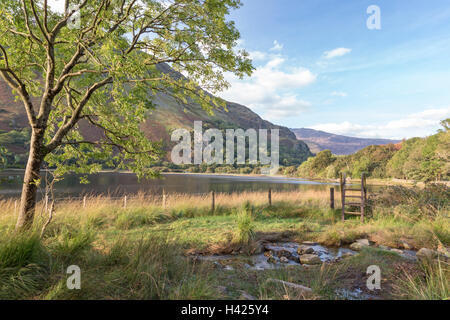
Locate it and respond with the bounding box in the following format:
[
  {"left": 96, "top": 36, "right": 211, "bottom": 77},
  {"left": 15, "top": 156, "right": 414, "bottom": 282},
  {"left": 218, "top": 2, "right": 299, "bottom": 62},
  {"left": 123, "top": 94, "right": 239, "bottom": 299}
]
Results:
[{"left": 235, "top": 202, "right": 255, "bottom": 244}]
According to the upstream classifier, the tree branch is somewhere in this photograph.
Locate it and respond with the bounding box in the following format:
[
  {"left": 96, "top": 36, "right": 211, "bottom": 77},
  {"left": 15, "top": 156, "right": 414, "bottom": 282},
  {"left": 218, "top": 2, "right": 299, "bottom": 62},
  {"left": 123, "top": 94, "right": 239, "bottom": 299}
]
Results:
[{"left": 46, "top": 77, "right": 113, "bottom": 152}]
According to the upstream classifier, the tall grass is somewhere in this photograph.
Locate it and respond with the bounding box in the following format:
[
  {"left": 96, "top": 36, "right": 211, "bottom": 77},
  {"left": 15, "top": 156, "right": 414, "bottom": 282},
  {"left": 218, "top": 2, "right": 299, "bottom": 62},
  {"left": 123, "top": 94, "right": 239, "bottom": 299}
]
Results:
[
  {"left": 0, "top": 231, "right": 49, "bottom": 299},
  {"left": 235, "top": 202, "right": 255, "bottom": 244},
  {"left": 0, "top": 230, "right": 216, "bottom": 299},
  {"left": 395, "top": 259, "right": 450, "bottom": 300}
]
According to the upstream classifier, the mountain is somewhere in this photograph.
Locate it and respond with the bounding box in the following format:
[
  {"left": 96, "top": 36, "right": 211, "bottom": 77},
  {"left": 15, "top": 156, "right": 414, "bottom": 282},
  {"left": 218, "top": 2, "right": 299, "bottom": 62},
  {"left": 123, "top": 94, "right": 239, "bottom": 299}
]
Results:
[
  {"left": 0, "top": 65, "right": 312, "bottom": 168},
  {"left": 290, "top": 128, "right": 401, "bottom": 155}
]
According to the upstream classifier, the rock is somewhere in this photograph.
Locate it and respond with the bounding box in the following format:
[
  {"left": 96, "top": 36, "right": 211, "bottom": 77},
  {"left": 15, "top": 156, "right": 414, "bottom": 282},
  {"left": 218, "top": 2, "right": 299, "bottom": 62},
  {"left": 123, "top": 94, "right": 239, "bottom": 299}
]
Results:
[
  {"left": 356, "top": 239, "right": 371, "bottom": 246},
  {"left": 251, "top": 241, "right": 265, "bottom": 254},
  {"left": 224, "top": 265, "right": 234, "bottom": 271},
  {"left": 267, "top": 256, "right": 277, "bottom": 264},
  {"left": 275, "top": 249, "right": 292, "bottom": 258},
  {"left": 400, "top": 241, "right": 412, "bottom": 250},
  {"left": 264, "top": 250, "right": 273, "bottom": 257},
  {"left": 416, "top": 248, "right": 438, "bottom": 261},
  {"left": 302, "top": 241, "right": 318, "bottom": 246},
  {"left": 280, "top": 256, "right": 289, "bottom": 263},
  {"left": 297, "top": 245, "right": 314, "bottom": 255},
  {"left": 350, "top": 241, "right": 369, "bottom": 251},
  {"left": 299, "top": 254, "right": 322, "bottom": 265},
  {"left": 341, "top": 251, "right": 355, "bottom": 258},
  {"left": 391, "top": 249, "right": 404, "bottom": 254}
]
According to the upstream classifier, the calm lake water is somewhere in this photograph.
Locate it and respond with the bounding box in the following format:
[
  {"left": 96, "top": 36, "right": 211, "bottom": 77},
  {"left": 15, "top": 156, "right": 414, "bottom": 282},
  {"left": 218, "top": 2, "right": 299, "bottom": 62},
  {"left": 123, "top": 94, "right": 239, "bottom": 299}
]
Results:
[{"left": 0, "top": 170, "right": 341, "bottom": 199}]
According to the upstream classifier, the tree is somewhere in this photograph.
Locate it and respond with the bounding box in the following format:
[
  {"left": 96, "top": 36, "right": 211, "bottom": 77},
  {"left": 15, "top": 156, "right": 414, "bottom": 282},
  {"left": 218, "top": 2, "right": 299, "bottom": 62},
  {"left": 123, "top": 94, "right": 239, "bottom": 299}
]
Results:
[
  {"left": 0, "top": 0, "right": 252, "bottom": 230},
  {"left": 439, "top": 118, "right": 450, "bottom": 132}
]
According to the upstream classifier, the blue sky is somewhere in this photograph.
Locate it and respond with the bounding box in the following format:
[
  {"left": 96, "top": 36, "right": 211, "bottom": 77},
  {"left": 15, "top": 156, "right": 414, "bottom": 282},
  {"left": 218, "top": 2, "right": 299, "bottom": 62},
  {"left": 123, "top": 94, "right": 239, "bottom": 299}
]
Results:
[{"left": 219, "top": 0, "right": 450, "bottom": 139}]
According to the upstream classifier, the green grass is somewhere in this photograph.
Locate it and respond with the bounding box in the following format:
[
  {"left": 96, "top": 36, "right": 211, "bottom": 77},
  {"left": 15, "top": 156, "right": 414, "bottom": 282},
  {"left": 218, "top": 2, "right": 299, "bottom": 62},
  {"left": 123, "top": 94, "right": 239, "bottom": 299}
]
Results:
[
  {"left": 0, "top": 186, "right": 448, "bottom": 300},
  {"left": 394, "top": 259, "right": 449, "bottom": 300}
]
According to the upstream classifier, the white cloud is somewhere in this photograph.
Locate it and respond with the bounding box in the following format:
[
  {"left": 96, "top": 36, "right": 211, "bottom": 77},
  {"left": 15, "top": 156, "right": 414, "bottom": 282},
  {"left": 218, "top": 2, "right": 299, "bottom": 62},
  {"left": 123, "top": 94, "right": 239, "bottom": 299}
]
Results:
[
  {"left": 249, "top": 51, "right": 268, "bottom": 61},
  {"left": 220, "top": 53, "right": 316, "bottom": 120},
  {"left": 323, "top": 48, "right": 352, "bottom": 59},
  {"left": 309, "top": 107, "right": 450, "bottom": 139},
  {"left": 264, "top": 97, "right": 311, "bottom": 119},
  {"left": 331, "top": 91, "right": 348, "bottom": 97},
  {"left": 270, "top": 40, "right": 283, "bottom": 51}
]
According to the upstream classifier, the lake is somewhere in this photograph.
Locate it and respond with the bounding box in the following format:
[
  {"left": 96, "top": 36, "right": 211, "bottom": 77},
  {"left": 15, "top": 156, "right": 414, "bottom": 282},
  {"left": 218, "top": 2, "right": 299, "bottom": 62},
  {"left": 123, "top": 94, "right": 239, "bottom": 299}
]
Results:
[{"left": 0, "top": 170, "right": 340, "bottom": 200}]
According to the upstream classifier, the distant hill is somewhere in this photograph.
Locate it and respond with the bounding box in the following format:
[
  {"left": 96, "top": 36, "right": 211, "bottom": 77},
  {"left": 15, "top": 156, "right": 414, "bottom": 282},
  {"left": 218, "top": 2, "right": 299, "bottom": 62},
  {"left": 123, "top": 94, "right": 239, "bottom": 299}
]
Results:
[
  {"left": 0, "top": 64, "right": 312, "bottom": 168},
  {"left": 290, "top": 128, "right": 401, "bottom": 155}
]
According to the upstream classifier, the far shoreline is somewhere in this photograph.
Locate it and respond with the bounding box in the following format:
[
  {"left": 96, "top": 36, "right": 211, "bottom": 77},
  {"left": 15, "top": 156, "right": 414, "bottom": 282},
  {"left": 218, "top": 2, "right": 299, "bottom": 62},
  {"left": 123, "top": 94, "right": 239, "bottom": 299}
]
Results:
[{"left": 1, "top": 168, "right": 449, "bottom": 187}]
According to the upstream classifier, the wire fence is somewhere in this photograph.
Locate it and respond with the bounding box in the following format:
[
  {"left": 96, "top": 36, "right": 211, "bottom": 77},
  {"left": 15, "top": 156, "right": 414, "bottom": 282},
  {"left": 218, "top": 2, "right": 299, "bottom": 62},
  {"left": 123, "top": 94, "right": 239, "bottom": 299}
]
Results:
[{"left": 3, "top": 187, "right": 339, "bottom": 215}]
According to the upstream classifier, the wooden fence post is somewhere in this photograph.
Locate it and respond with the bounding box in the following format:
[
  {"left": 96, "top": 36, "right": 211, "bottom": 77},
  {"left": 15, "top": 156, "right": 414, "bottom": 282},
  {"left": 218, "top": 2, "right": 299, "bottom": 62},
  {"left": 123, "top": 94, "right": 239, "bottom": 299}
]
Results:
[
  {"left": 211, "top": 191, "right": 215, "bottom": 212},
  {"left": 330, "top": 187, "right": 335, "bottom": 209},
  {"left": 268, "top": 188, "right": 272, "bottom": 206},
  {"left": 83, "top": 196, "right": 86, "bottom": 208},
  {"left": 340, "top": 173, "right": 346, "bottom": 221},
  {"left": 123, "top": 195, "right": 127, "bottom": 209},
  {"left": 361, "top": 173, "right": 365, "bottom": 223}
]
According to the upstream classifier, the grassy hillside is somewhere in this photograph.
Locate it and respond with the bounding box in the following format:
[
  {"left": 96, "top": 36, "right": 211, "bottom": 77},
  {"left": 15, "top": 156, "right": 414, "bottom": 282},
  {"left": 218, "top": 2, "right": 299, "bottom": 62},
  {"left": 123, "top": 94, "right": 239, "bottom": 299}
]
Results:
[
  {"left": 0, "top": 64, "right": 312, "bottom": 169},
  {"left": 293, "top": 123, "right": 449, "bottom": 182}
]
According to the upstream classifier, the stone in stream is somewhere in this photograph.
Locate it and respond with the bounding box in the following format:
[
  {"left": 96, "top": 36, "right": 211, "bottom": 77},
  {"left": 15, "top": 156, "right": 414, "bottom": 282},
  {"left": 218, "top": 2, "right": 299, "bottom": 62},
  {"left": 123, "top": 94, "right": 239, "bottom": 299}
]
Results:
[
  {"left": 416, "top": 248, "right": 438, "bottom": 261},
  {"left": 302, "top": 241, "right": 318, "bottom": 246},
  {"left": 275, "top": 249, "right": 292, "bottom": 259},
  {"left": 416, "top": 247, "right": 450, "bottom": 262},
  {"left": 297, "top": 245, "right": 314, "bottom": 255},
  {"left": 356, "top": 239, "right": 371, "bottom": 246},
  {"left": 350, "top": 240, "right": 370, "bottom": 251},
  {"left": 280, "top": 256, "right": 289, "bottom": 263},
  {"left": 264, "top": 250, "right": 273, "bottom": 257},
  {"left": 400, "top": 241, "right": 412, "bottom": 250},
  {"left": 251, "top": 241, "right": 265, "bottom": 254},
  {"left": 390, "top": 248, "right": 404, "bottom": 254},
  {"left": 299, "top": 254, "right": 322, "bottom": 265},
  {"left": 267, "top": 256, "right": 277, "bottom": 264},
  {"left": 341, "top": 251, "right": 355, "bottom": 258}
]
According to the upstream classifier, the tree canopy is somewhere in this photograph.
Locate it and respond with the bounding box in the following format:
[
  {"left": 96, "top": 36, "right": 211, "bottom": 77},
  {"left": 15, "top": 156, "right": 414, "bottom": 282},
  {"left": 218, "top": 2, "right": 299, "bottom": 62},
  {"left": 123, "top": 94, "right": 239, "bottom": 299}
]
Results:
[{"left": 0, "top": 0, "right": 252, "bottom": 178}]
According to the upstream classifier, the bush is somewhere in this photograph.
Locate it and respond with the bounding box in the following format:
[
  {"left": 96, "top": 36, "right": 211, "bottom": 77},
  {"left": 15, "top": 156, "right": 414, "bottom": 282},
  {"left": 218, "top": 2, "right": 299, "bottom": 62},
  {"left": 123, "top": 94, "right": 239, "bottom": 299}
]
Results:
[{"left": 235, "top": 202, "right": 255, "bottom": 244}]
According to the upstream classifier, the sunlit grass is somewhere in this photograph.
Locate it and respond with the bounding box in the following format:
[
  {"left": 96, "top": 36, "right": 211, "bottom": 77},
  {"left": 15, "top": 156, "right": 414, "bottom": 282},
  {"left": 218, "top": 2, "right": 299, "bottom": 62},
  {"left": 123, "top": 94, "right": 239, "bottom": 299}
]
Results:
[{"left": 0, "top": 187, "right": 448, "bottom": 299}]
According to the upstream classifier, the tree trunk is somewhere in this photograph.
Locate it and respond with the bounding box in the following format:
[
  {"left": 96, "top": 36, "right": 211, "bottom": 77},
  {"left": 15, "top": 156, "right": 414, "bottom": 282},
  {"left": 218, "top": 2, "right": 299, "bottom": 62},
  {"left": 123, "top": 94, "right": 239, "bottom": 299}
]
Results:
[{"left": 15, "top": 129, "right": 45, "bottom": 231}]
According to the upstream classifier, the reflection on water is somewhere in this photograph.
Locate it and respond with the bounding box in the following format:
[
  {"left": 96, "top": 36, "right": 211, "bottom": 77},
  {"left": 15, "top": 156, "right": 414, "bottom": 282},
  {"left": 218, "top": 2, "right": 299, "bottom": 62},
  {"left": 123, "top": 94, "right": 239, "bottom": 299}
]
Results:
[{"left": 0, "top": 170, "right": 342, "bottom": 199}]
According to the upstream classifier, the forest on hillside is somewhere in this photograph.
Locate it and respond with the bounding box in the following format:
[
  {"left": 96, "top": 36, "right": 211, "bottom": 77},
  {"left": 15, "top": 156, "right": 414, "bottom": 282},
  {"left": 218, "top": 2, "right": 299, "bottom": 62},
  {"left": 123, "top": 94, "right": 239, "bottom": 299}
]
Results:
[{"left": 287, "top": 119, "right": 450, "bottom": 182}]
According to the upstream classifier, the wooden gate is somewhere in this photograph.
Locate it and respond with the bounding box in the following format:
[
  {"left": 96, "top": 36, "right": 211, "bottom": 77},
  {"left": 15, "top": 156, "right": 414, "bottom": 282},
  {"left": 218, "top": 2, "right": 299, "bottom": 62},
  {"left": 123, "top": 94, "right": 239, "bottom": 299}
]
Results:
[{"left": 340, "top": 173, "right": 367, "bottom": 222}]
